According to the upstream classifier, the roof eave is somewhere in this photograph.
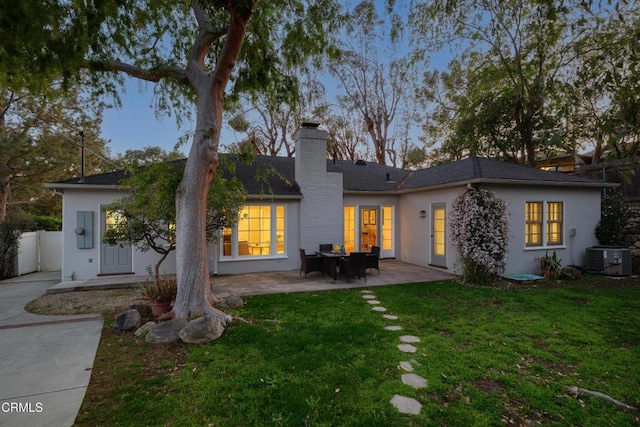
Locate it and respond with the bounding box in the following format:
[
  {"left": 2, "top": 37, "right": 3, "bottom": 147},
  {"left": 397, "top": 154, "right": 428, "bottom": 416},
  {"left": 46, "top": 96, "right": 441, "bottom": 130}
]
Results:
[
  {"left": 343, "top": 190, "right": 400, "bottom": 196},
  {"left": 44, "top": 183, "right": 128, "bottom": 191},
  {"left": 397, "top": 177, "right": 617, "bottom": 194},
  {"left": 246, "top": 194, "right": 302, "bottom": 200}
]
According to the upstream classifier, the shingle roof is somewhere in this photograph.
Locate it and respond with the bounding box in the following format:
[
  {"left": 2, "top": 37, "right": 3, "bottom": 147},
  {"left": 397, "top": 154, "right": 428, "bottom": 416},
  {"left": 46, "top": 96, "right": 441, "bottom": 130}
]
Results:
[
  {"left": 50, "top": 155, "right": 301, "bottom": 197},
  {"left": 329, "top": 160, "right": 411, "bottom": 192},
  {"left": 400, "top": 157, "right": 602, "bottom": 190},
  {"left": 49, "top": 155, "right": 608, "bottom": 194}
]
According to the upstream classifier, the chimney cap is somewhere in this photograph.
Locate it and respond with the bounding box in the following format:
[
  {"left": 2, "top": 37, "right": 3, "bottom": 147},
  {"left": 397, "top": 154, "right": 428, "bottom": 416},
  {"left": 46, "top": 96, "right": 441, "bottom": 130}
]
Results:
[{"left": 300, "top": 121, "right": 320, "bottom": 128}]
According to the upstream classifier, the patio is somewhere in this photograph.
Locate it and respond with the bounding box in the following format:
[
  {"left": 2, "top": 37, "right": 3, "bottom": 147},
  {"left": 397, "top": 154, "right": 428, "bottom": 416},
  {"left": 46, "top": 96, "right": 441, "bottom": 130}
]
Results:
[
  {"left": 47, "top": 260, "right": 456, "bottom": 297},
  {"left": 210, "top": 260, "right": 456, "bottom": 299}
]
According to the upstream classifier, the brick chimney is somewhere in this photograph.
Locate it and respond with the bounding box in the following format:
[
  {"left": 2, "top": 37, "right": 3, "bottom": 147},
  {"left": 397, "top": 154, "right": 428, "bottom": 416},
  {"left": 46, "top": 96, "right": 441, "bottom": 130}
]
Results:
[{"left": 295, "top": 124, "right": 343, "bottom": 251}]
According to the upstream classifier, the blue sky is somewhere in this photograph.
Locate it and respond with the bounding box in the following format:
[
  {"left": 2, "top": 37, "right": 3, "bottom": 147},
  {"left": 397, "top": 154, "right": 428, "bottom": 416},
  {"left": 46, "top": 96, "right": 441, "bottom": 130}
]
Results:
[{"left": 101, "top": 78, "right": 192, "bottom": 156}]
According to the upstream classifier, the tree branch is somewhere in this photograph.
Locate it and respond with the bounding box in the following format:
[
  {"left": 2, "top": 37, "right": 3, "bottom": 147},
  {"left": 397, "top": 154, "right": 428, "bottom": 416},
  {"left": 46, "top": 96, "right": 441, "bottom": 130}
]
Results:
[
  {"left": 567, "top": 386, "right": 639, "bottom": 413},
  {"left": 87, "top": 60, "right": 188, "bottom": 84}
]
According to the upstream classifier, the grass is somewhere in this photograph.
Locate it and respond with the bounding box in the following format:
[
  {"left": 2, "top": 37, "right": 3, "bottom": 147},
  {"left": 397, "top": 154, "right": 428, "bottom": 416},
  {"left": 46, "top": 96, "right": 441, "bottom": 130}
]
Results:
[{"left": 74, "top": 276, "right": 640, "bottom": 426}]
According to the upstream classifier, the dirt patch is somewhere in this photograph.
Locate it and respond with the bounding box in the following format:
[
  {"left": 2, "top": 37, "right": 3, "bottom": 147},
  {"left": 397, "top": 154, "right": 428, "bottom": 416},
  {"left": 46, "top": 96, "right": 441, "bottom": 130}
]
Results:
[
  {"left": 473, "top": 377, "right": 505, "bottom": 394},
  {"left": 25, "top": 289, "right": 144, "bottom": 316},
  {"left": 569, "top": 297, "right": 590, "bottom": 304}
]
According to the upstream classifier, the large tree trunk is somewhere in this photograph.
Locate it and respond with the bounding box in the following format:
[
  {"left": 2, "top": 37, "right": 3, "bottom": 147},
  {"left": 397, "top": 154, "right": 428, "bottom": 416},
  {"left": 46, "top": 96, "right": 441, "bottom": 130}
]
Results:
[
  {"left": 172, "top": 90, "right": 228, "bottom": 322},
  {"left": 170, "top": 3, "right": 255, "bottom": 323}
]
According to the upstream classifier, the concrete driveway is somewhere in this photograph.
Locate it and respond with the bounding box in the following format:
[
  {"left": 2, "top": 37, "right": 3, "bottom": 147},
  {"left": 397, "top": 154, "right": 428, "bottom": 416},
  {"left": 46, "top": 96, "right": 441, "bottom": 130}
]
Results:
[{"left": 0, "top": 271, "right": 103, "bottom": 427}]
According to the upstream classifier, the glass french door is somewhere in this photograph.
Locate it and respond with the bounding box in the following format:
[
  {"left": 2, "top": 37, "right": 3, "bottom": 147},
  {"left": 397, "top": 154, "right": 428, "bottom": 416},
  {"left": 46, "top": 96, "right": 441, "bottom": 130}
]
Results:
[
  {"left": 360, "top": 207, "right": 379, "bottom": 252},
  {"left": 430, "top": 203, "right": 446, "bottom": 267}
]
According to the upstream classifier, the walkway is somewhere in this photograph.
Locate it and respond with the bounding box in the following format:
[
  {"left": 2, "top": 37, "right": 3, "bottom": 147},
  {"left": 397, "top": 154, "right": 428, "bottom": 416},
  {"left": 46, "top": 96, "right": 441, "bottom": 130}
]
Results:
[{"left": 0, "top": 271, "right": 103, "bottom": 427}]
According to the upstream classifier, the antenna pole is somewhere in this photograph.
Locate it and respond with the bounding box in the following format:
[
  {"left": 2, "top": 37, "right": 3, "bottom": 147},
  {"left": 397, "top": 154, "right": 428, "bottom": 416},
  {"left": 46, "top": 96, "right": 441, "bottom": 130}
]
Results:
[{"left": 79, "top": 131, "right": 85, "bottom": 183}]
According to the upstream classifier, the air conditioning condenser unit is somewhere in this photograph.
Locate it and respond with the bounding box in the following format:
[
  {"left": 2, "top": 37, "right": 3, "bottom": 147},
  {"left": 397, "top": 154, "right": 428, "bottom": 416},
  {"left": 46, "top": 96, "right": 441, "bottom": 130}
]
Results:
[{"left": 585, "top": 246, "right": 631, "bottom": 276}]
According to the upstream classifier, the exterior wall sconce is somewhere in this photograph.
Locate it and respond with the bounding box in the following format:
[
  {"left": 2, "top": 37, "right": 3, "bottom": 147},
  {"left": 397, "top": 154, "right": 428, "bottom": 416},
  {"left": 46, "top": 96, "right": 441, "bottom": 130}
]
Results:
[{"left": 419, "top": 210, "right": 427, "bottom": 218}]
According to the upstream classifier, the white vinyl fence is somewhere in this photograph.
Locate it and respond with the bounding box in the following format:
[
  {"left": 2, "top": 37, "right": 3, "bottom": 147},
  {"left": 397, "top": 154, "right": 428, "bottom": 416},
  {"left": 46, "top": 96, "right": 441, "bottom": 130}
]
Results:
[{"left": 17, "top": 231, "right": 62, "bottom": 275}]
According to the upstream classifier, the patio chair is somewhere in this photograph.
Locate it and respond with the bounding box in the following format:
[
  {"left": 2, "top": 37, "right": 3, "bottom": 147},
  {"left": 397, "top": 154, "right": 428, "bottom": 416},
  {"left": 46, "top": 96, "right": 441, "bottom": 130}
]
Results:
[
  {"left": 367, "top": 245, "right": 380, "bottom": 274},
  {"left": 339, "top": 252, "right": 367, "bottom": 283},
  {"left": 300, "top": 248, "right": 323, "bottom": 277},
  {"left": 319, "top": 243, "right": 333, "bottom": 252}
]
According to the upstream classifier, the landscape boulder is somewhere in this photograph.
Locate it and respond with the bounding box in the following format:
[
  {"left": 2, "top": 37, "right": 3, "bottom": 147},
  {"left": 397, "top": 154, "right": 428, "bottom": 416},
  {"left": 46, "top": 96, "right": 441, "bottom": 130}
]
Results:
[
  {"left": 113, "top": 309, "right": 142, "bottom": 332},
  {"left": 217, "top": 295, "right": 244, "bottom": 309},
  {"left": 145, "top": 318, "right": 188, "bottom": 344},
  {"left": 179, "top": 316, "right": 225, "bottom": 344},
  {"left": 134, "top": 321, "right": 157, "bottom": 337},
  {"left": 558, "top": 266, "right": 582, "bottom": 280}
]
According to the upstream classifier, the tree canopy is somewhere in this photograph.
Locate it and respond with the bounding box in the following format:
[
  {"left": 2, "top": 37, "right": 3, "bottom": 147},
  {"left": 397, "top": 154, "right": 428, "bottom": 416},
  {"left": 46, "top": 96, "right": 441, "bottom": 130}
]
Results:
[
  {"left": 1, "top": 0, "right": 343, "bottom": 321},
  {"left": 411, "top": 0, "right": 640, "bottom": 165}
]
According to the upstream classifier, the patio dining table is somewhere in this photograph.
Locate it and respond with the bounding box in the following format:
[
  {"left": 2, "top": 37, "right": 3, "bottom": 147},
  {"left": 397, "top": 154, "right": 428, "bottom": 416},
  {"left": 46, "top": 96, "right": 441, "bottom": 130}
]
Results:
[{"left": 316, "top": 251, "right": 346, "bottom": 280}]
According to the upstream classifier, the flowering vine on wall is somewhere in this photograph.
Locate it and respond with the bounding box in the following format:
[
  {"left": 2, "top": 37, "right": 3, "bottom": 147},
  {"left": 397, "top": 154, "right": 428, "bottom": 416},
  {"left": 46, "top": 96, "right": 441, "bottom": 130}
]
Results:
[{"left": 450, "top": 187, "right": 509, "bottom": 284}]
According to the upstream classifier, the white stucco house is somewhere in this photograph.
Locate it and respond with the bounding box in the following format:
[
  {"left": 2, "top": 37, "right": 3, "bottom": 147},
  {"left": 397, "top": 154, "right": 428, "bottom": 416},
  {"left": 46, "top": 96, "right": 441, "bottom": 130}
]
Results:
[{"left": 46, "top": 125, "right": 613, "bottom": 282}]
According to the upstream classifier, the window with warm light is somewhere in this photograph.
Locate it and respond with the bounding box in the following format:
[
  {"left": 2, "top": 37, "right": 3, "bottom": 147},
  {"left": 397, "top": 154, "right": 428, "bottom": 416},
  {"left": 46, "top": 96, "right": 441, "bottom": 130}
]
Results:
[
  {"left": 546, "top": 202, "right": 563, "bottom": 245},
  {"left": 525, "top": 201, "right": 563, "bottom": 247},
  {"left": 221, "top": 204, "right": 285, "bottom": 258},
  {"left": 525, "top": 202, "right": 543, "bottom": 247},
  {"left": 344, "top": 206, "right": 355, "bottom": 253}
]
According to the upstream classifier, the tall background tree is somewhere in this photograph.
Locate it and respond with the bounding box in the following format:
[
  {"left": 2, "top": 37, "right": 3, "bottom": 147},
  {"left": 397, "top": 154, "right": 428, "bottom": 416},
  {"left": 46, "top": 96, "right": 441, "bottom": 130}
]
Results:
[
  {"left": 411, "top": 0, "right": 640, "bottom": 165},
  {"left": 1, "top": 0, "right": 342, "bottom": 321},
  {"left": 411, "top": 0, "right": 578, "bottom": 165},
  {"left": 328, "top": 0, "right": 421, "bottom": 166},
  {"left": 0, "top": 82, "right": 108, "bottom": 223}
]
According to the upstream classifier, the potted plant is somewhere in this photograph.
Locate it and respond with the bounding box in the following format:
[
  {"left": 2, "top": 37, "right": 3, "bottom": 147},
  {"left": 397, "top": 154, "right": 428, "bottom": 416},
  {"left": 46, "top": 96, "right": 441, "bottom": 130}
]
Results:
[
  {"left": 141, "top": 274, "right": 177, "bottom": 317},
  {"left": 538, "top": 251, "right": 561, "bottom": 279}
]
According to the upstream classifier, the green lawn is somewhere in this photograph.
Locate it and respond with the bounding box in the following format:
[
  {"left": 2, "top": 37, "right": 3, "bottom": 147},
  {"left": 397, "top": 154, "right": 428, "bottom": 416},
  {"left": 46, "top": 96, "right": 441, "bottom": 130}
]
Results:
[{"left": 75, "top": 277, "right": 640, "bottom": 426}]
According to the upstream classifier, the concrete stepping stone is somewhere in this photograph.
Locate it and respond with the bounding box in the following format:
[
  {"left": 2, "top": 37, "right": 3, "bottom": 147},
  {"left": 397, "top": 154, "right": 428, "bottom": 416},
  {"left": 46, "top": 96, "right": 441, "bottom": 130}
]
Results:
[
  {"left": 398, "top": 343, "right": 417, "bottom": 353},
  {"left": 367, "top": 300, "right": 381, "bottom": 305},
  {"left": 384, "top": 325, "right": 402, "bottom": 331},
  {"left": 402, "top": 373, "right": 428, "bottom": 389},
  {"left": 372, "top": 306, "right": 387, "bottom": 312},
  {"left": 383, "top": 314, "right": 399, "bottom": 320},
  {"left": 362, "top": 294, "right": 376, "bottom": 299},
  {"left": 400, "top": 335, "right": 420, "bottom": 343},
  {"left": 399, "top": 361, "right": 414, "bottom": 372},
  {"left": 360, "top": 290, "right": 374, "bottom": 294},
  {"left": 390, "top": 394, "right": 422, "bottom": 415}
]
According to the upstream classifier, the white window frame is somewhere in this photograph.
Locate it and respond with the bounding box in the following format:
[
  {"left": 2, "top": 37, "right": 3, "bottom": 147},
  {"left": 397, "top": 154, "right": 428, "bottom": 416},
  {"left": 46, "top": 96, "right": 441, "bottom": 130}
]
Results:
[
  {"left": 221, "top": 204, "right": 287, "bottom": 260},
  {"left": 524, "top": 200, "right": 565, "bottom": 249}
]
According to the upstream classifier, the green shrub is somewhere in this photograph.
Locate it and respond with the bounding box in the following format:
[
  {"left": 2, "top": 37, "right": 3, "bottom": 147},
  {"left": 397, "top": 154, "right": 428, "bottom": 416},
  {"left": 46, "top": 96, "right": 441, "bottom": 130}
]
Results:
[
  {"left": 595, "top": 190, "right": 630, "bottom": 246},
  {"left": 28, "top": 214, "right": 62, "bottom": 231},
  {"left": 0, "top": 221, "right": 22, "bottom": 279}
]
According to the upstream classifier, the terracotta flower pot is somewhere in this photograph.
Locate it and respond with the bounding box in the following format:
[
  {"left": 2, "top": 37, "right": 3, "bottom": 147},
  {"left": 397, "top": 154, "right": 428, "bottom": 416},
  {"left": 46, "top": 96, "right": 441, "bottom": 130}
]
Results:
[{"left": 150, "top": 301, "right": 171, "bottom": 317}]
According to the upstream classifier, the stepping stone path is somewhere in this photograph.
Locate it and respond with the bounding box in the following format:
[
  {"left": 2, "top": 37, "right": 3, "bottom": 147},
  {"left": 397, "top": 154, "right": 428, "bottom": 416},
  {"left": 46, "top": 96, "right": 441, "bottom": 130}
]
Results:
[
  {"left": 399, "top": 361, "right": 414, "bottom": 372},
  {"left": 390, "top": 394, "right": 422, "bottom": 415},
  {"left": 398, "top": 344, "right": 417, "bottom": 353},
  {"left": 359, "top": 290, "right": 428, "bottom": 416},
  {"left": 402, "top": 373, "right": 428, "bottom": 389}
]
